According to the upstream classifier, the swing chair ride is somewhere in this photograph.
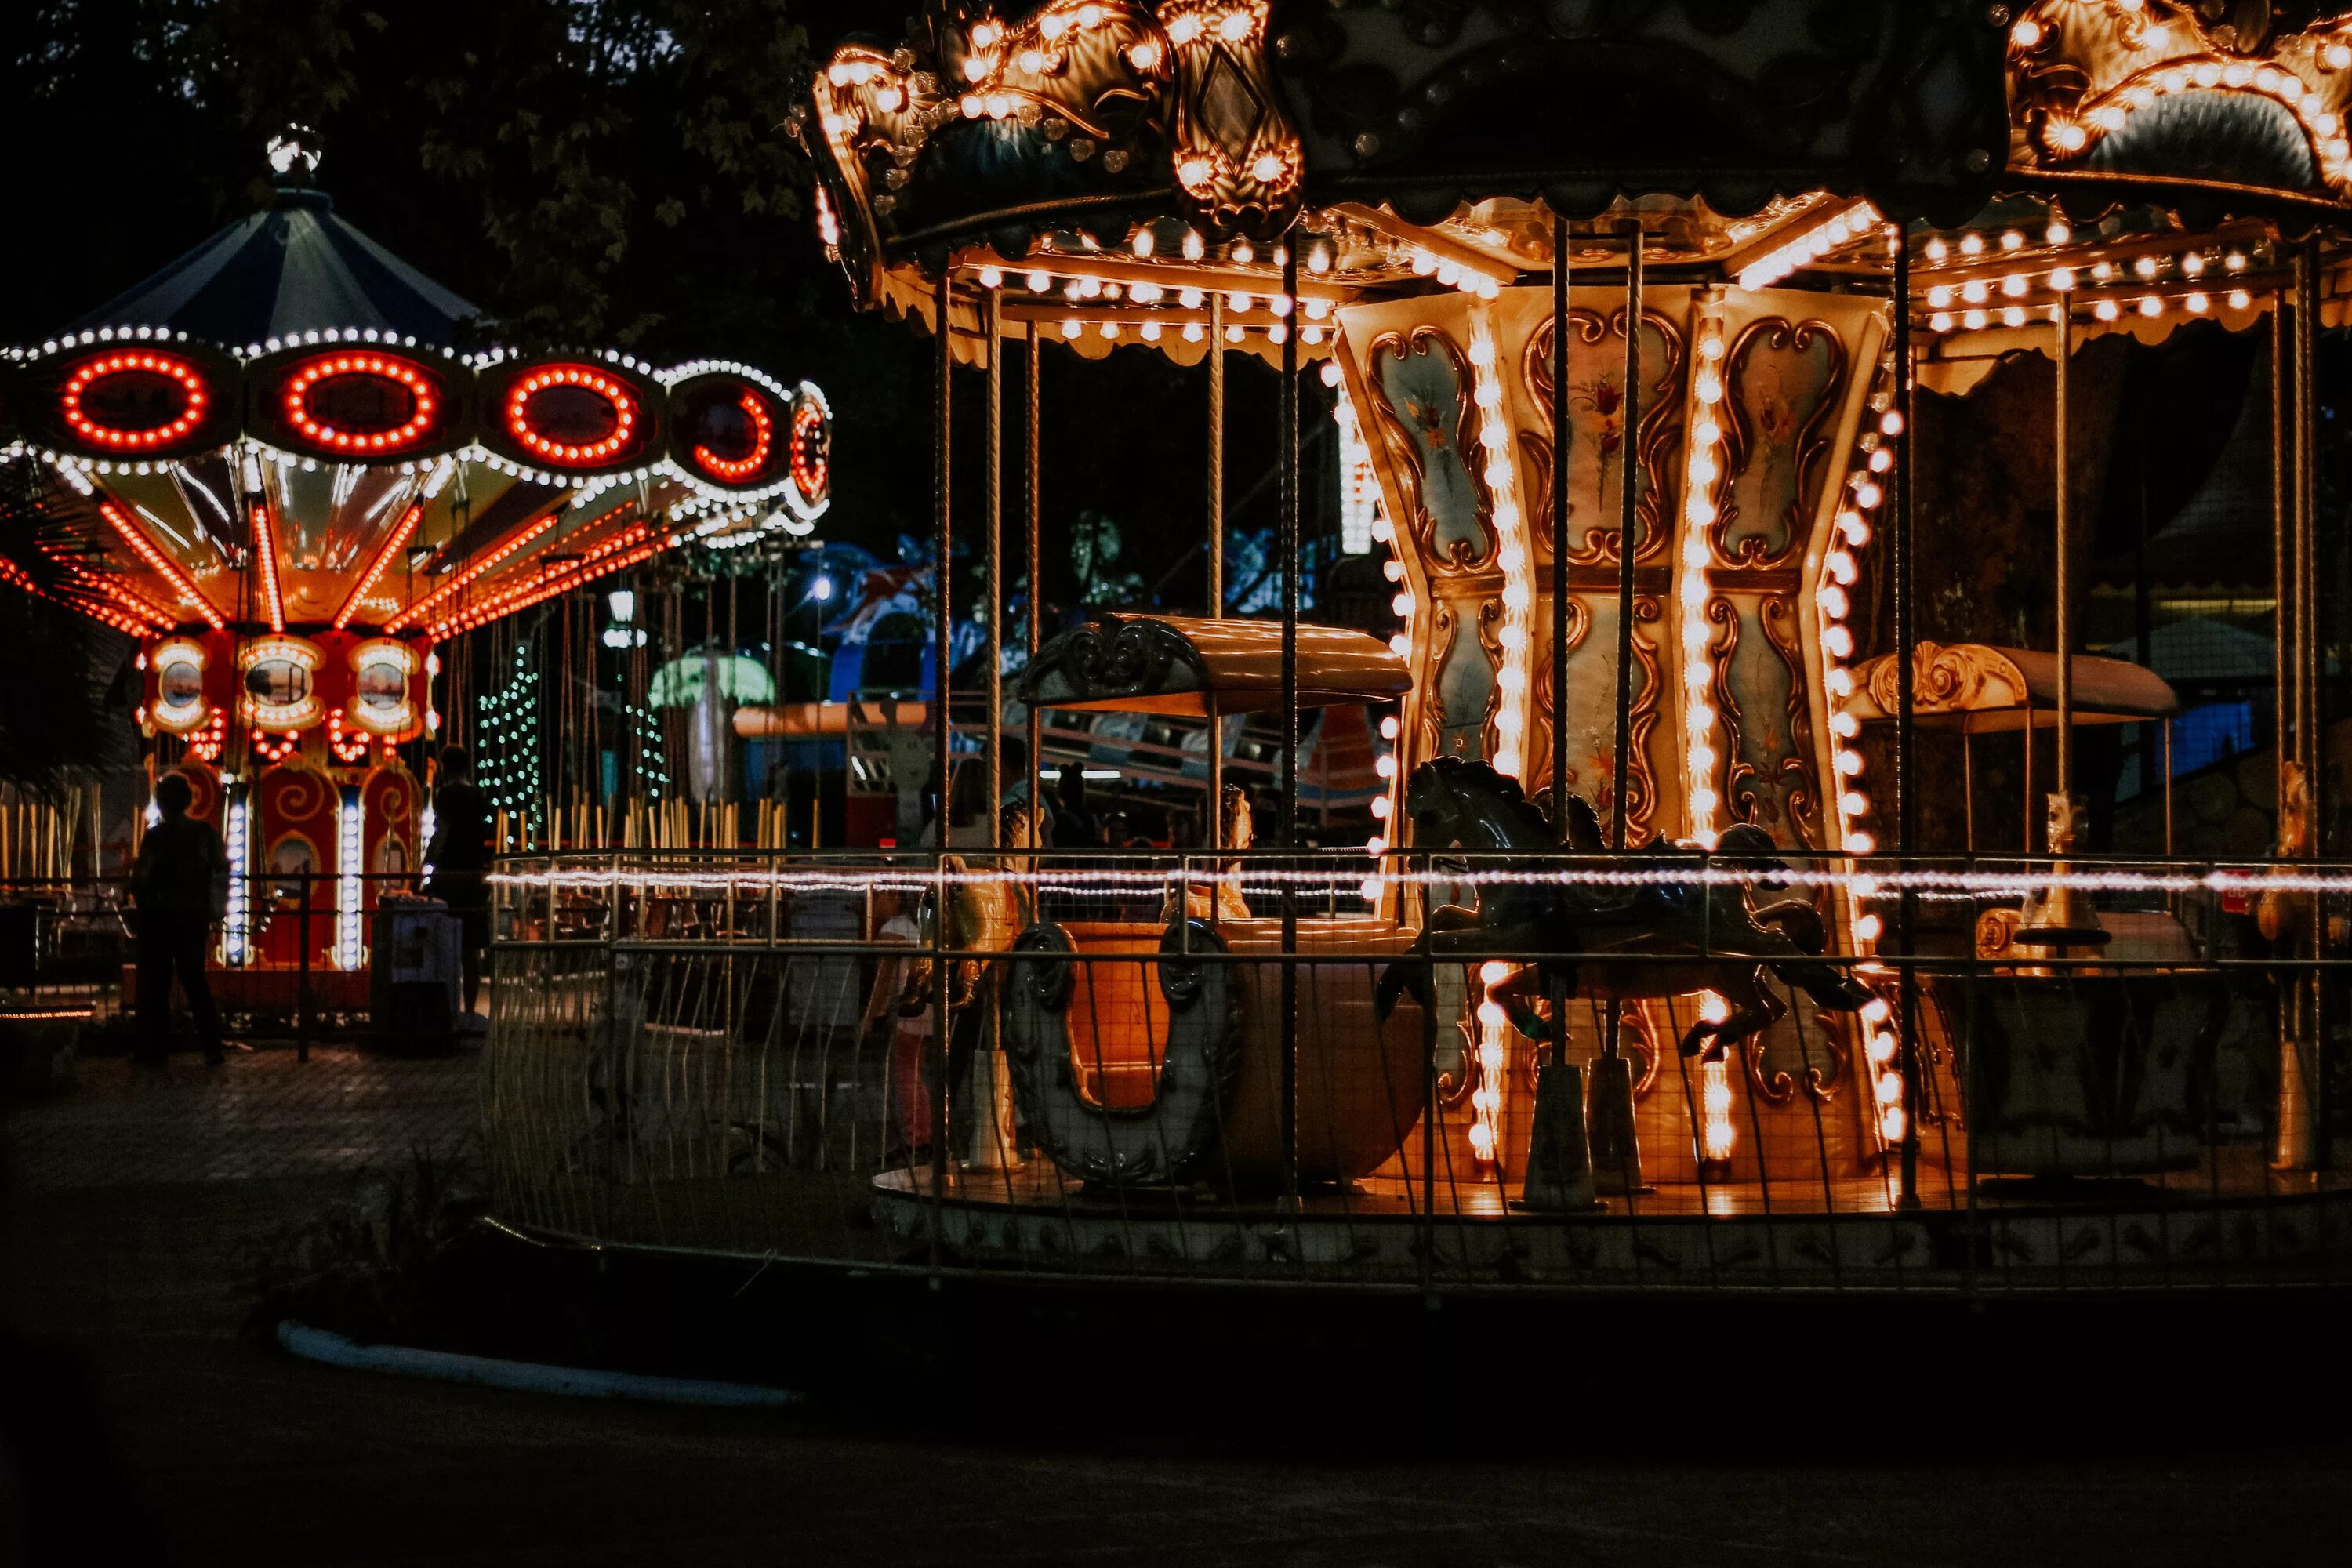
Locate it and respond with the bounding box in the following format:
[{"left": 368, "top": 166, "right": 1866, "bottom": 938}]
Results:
[{"left": 0, "top": 129, "right": 829, "bottom": 997}]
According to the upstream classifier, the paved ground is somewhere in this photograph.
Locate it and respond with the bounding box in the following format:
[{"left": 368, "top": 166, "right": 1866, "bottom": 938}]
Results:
[
  {"left": 5, "top": 1044, "right": 2351, "bottom": 1566},
  {"left": 5, "top": 1046, "right": 479, "bottom": 1190}
]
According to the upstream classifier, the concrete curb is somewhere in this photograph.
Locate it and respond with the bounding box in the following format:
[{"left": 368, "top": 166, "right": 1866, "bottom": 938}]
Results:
[{"left": 276, "top": 1321, "right": 811, "bottom": 1409}]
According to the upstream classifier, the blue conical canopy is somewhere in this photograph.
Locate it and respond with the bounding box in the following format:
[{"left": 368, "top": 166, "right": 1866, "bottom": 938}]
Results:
[{"left": 65, "top": 185, "right": 481, "bottom": 349}]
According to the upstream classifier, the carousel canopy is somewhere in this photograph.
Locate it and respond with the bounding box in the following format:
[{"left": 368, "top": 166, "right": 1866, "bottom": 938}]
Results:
[
  {"left": 1019, "top": 612, "right": 1410, "bottom": 716},
  {"left": 0, "top": 140, "right": 831, "bottom": 648},
  {"left": 796, "top": 2, "right": 2351, "bottom": 372},
  {"left": 1849, "top": 641, "right": 2181, "bottom": 734},
  {"left": 67, "top": 187, "right": 481, "bottom": 350}
]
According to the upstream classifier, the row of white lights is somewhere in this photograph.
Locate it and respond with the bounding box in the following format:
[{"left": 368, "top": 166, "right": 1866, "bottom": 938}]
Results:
[
  {"left": 1678, "top": 321, "right": 1732, "bottom": 847},
  {"left": 1819, "top": 345, "right": 1900, "bottom": 1148},
  {"left": 1736, "top": 201, "right": 1881, "bottom": 292}
]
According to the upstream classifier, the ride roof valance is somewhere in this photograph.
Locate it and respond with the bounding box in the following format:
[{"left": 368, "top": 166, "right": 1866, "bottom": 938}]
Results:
[
  {"left": 0, "top": 143, "right": 832, "bottom": 642},
  {"left": 797, "top": 2, "right": 2352, "bottom": 369},
  {"left": 1019, "top": 613, "right": 1410, "bottom": 715}
]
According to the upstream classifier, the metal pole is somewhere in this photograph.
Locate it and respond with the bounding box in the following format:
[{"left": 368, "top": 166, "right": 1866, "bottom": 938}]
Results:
[
  {"left": 1210, "top": 292, "right": 1226, "bottom": 618},
  {"left": 1208, "top": 291, "right": 1227, "bottom": 849},
  {"left": 2274, "top": 296, "right": 2294, "bottom": 803},
  {"left": 930, "top": 270, "right": 953, "bottom": 1229},
  {"left": 1609, "top": 219, "right": 1643, "bottom": 851},
  {"left": 296, "top": 871, "right": 312, "bottom": 1064},
  {"left": 1893, "top": 224, "right": 1920, "bottom": 1210},
  {"left": 2296, "top": 239, "right": 2329, "bottom": 1169},
  {"left": 2054, "top": 297, "right": 2074, "bottom": 813},
  {"left": 2299, "top": 241, "right": 2320, "bottom": 787},
  {"left": 987, "top": 286, "right": 1004, "bottom": 848},
  {"left": 1279, "top": 242, "right": 1301, "bottom": 1200},
  {"left": 1552, "top": 209, "right": 1572, "bottom": 837},
  {"left": 1026, "top": 321, "right": 1043, "bottom": 841}
]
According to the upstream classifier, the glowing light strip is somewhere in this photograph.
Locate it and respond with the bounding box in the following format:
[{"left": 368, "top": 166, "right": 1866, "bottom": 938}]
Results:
[
  {"left": 1820, "top": 350, "right": 1896, "bottom": 963},
  {"left": 1467, "top": 318, "right": 1534, "bottom": 779},
  {"left": 1735, "top": 202, "right": 1879, "bottom": 292},
  {"left": 379, "top": 514, "right": 557, "bottom": 633},
  {"left": 223, "top": 798, "right": 250, "bottom": 965},
  {"left": 251, "top": 500, "right": 285, "bottom": 633},
  {"left": 1679, "top": 321, "right": 1731, "bottom": 847},
  {"left": 336, "top": 789, "right": 364, "bottom": 969},
  {"left": 2, "top": 551, "right": 168, "bottom": 634},
  {"left": 332, "top": 503, "right": 423, "bottom": 630},
  {"left": 485, "top": 862, "right": 2352, "bottom": 901},
  {"left": 1334, "top": 387, "right": 1380, "bottom": 555},
  {"left": 1699, "top": 992, "right": 1735, "bottom": 1167},
  {"left": 1470, "top": 960, "right": 1511, "bottom": 1166},
  {"left": 96, "top": 500, "right": 225, "bottom": 630},
  {"left": 428, "top": 528, "right": 666, "bottom": 639}
]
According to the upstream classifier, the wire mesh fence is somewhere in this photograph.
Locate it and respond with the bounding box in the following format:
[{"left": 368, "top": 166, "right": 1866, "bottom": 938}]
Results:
[{"left": 477, "top": 846, "right": 2352, "bottom": 1293}]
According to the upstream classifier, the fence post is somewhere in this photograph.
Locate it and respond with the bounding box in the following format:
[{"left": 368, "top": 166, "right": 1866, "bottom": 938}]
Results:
[{"left": 296, "top": 871, "right": 313, "bottom": 1064}]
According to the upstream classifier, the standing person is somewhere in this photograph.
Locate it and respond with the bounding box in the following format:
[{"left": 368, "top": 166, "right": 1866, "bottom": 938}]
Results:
[
  {"left": 1050, "top": 762, "right": 1100, "bottom": 848},
  {"left": 130, "top": 771, "right": 231, "bottom": 1066},
  {"left": 422, "top": 746, "right": 492, "bottom": 1018},
  {"left": 858, "top": 887, "right": 931, "bottom": 1162}
]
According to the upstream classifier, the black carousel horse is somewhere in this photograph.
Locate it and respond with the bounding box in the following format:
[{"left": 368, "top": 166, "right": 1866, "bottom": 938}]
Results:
[{"left": 1373, "top": 757, "right": 1871, "bottom": 1059}]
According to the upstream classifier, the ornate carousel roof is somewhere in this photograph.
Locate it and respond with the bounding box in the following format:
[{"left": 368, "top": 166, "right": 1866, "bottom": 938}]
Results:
[
  {"left": 795, "top": 1, "right": 2352, "bottom": 368},
  {"left": 0, "top": 136, "right": 830, "bottom": 644}
]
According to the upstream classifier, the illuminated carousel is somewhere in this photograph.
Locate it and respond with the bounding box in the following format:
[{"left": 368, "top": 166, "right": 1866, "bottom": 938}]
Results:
[
  {"left": 481, "top": 2, "right": 2352, "bottom": 1291},
  {"left": 0, "top": 132, "right": 830, "bottom": 1002}
]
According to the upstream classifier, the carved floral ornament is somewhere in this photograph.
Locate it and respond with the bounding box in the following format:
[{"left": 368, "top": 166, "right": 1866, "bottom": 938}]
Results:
[
  {"left": 1864, "top": 640, "right": 2027, "bottom": 715},
  {"left": 800, "top": 0, "right": 1303, "bottom": 300},
  {"left": 2008, "top": 0, "right": 2352, "bottom": 205}
]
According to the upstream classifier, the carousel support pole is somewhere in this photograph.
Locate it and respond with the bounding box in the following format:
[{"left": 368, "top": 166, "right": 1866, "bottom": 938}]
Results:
[
  {"left": 1591, "top": 218, "right": 1645, "bottom": 1197},
  {"left": 1521, "top": 203, "right": 1591, "bottom": 1213},
  {"left": 1607, "top": 217, "right": 1643, "bottom": 851},
  {"left": 2297, "top": 238, "right": 2330, "bottom": 1169},
  {"left": 2019, "top": 293, "right": 2101, "bottom": 962},
  {"left": 1550, "top": 207, "right": 1573, "bottom": 1056},
  {"left": 1027, "top": 321, "right": 1043, "bottom": 832},
  {"left": 2053, "top": 297, "right": 2074, "bottom": 821},
  {"left": 930, "top": 269, "right": 954, "bottom": 1232},
  {"left": 966, "top": 281, "right": 1018, "bottom": 1175},
  {"left": 1892, "top": 224, "right": 1921, "bottom": 1210},
  {"left": 2274, "top": 282, "right": 2318, "bottom": 1168},
  {"left": 1279, "top": 242, "right": 1301, "bottom": 1202},
  {"left": 985, "top": 286, "right": 1005, "bottom": 848},
  {"left": 1551, "top": 206, "right": 1573, "bottom": 838},
  {"left": 1209, "top": 291, "right": 1227, "bottom": 849}
]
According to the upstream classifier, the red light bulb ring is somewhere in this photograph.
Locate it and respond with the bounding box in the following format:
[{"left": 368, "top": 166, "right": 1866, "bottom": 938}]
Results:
[
  {"left": 505, "top": 367, "right": 641, "bottom": 466},
  {"left": 281, "top": 354, "right": 439, "bottom": 455},
  {"left": 60, "top": 351, "right": 209, "bottom": 451},
  {"left": 789, "top": 400, "right": 828, "bottom": 500},
  {"left": 694, "top": 391, "right": 775, "bottom": 483}
]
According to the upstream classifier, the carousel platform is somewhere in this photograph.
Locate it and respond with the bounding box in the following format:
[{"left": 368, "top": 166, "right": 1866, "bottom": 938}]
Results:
[{"left": 869, "top": 1153, "right": 2352, "bottom": 1289}]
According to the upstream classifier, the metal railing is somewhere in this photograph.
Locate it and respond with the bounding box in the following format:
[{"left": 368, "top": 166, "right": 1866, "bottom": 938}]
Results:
[{"left": 478, "top": 844, "right": 2352, "bottom": 1294}]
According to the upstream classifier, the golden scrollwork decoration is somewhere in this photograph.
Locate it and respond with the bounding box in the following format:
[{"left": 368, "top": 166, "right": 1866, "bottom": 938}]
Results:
[
  {"left": 1715, "top": 318, "right": 1848, "bottom": 569},
  {"left": 1362, "top": 326, "right": 1493, "bottom": 575},
  {"left": 1758, "top": 594, "right": 1824, "bottom": 851},
  {"left": 2005, "top": 0, "right": 2352, "bottom": 202}
]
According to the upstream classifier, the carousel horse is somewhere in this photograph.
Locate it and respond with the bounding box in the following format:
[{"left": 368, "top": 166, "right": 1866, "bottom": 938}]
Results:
[
  {"left": 2257, "top": 761, "right": 2316, "bottom": 946},
  {"left": 1373, "top": 757, "right": 1871, "bottom": 1060},
  {"left": 902, "top": 800, "right": 1049, "bottom": 1014}
]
